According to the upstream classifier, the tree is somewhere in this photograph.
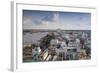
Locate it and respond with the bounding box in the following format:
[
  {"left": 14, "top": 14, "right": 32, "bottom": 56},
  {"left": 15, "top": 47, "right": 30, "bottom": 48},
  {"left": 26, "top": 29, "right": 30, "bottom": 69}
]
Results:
[{"left": 40, "top": 32, "right": 54, "bottom": 50}]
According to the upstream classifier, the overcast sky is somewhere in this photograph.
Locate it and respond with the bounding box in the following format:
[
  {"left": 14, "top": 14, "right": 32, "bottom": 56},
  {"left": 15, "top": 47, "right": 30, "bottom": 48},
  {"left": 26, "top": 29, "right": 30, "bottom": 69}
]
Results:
[{"left": 23, "top": 10, "right": 91, "bottom": 30}]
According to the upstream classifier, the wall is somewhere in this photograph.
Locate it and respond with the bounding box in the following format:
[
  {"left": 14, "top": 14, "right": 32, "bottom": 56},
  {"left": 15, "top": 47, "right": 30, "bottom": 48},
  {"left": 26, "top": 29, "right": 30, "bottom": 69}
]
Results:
[{"left": 0, "top": 0, "right": 100, "bottom": 73}]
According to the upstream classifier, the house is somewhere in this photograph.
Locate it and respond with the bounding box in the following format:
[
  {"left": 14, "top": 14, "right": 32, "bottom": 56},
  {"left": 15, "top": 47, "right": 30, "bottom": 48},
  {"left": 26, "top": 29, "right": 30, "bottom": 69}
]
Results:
[
  {"left": 32, "top": 46, "right": 41, "bottom": 61},
  {"left": 50, "top": 38, "right": 59, "bottom": 46}
]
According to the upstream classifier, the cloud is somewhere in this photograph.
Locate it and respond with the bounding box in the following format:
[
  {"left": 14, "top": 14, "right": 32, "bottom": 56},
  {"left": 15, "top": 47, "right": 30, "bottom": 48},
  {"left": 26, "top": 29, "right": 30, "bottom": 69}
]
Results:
[
  {"left": 41, "top": 15, "right": 53, "bottom": 22},
  {"left": 23, "top": 13, "right": 90, "bottom": 30},
  {"left": 23, "top": 16, "right": 42, "bottom": 28}
]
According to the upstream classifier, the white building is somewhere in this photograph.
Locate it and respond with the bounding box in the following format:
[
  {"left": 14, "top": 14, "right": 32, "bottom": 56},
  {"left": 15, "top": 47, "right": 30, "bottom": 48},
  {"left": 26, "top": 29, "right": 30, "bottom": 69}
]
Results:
[
  {"left": 32, "top": 46, "right": 41, "bottom": 58},
  {"left": 50, "top": 39, "right": 59, "bottom": 46}
]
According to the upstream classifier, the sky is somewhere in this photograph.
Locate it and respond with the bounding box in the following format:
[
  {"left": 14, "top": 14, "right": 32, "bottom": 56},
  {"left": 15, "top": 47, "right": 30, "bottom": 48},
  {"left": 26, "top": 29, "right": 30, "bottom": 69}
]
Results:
[{"left": 23, "top": 10, "right": 91, "bottom": 30}]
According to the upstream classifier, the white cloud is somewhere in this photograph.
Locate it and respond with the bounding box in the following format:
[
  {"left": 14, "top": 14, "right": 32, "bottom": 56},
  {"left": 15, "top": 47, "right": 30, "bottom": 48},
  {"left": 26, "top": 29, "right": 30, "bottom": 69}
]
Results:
[{"left": 23, "top": 13, "right": 90, "bottom": 30}]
